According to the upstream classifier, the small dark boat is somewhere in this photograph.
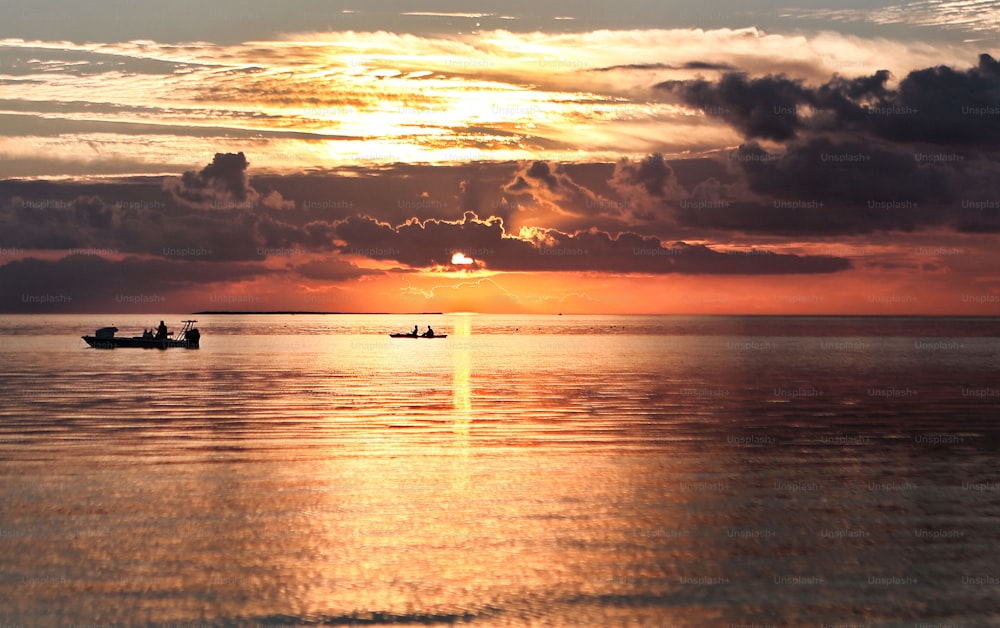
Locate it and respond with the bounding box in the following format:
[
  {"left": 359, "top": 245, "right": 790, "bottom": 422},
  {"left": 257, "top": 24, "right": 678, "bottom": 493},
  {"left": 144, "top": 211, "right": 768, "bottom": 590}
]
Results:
[
  {"left": 389, "top": 333, "right": 448, "bottom": 339},
  {"left": 83, "top": 320, "right": 201, "bottom": 349}
]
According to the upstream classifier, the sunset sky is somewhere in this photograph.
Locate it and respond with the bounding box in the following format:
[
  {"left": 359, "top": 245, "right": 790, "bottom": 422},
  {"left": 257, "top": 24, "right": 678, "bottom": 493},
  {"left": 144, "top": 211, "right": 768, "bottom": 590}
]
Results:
[{"left": 2, "top": 0, "right": 1000, "bottom": 313}]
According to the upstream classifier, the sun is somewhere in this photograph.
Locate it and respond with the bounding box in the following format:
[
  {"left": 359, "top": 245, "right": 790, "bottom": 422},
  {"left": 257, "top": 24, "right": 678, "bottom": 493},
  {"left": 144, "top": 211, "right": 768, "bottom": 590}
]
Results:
[{"left": 451, "top": 252, "right": 474, "bottom": 265}]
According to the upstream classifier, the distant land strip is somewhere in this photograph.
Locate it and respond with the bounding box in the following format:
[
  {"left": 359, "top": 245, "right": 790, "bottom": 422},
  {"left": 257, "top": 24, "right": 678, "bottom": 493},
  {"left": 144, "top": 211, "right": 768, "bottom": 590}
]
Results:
[{"left": 193, "top": 311, "right": 444, "bottom": 315}]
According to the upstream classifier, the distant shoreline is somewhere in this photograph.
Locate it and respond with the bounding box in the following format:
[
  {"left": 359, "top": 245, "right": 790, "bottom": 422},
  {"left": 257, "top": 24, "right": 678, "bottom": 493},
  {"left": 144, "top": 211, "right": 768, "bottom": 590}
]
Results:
[
  {"left": 2, "top": 312, "right": 999, "bottom": 318},
  {"left": 186, "top": 312, "right": 1000, "bottom": 317},
  {"left": 192, "top": 311, "right": 445, "bottom": 315}
]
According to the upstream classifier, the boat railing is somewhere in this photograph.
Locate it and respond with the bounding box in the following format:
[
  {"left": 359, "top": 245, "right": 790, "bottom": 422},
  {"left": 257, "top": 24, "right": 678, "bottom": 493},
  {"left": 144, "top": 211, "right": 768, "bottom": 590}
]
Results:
[{"left": 173, "top": 320, "right": 198, "bottom": 340}]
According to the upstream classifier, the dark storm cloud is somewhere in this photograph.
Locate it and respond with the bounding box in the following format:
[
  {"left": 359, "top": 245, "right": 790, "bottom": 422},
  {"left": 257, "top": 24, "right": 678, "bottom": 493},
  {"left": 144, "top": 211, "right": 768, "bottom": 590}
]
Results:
[
  {"left": 292, "top": 258, "right": 382, "bottom": 281},
  {"left": 504, "top": 175, "right": 531, "bottom": 192},
  {"left": 738, "top": 139, "right": 954, "bottom": 205},
  {"left": 0, "top": 180, "right": 336, "bottom": 261},
  {"left": 666, "top": 140, "right": 1000, "bottom": 235},
  {"left": 333, "top": 212, "right": 850, "bottom": 275},
  {"left": 164, "top": 152, "right": 296, "bottom": 213},
  {"left": 255, "top": 215, "right": 340, "bottom": 252},
  {"left": 659, "top": 72, "right": 813, "bottom": 141},
  {"left": 525, "top": 161, "right": 559, "bottom": 191},
  {"left": 0, "top": 254, "right": 272, "bottom": 312},
  {"left": 0, "top": 162, "right": 537, "bottom": 263},
  {"left": 501, "top": 161, "right": 605, "bottom": 216},
  {"left": 872, "top": 53, "right": 1000, "bottom": 145},
  {"left": 650, "top": 55, "right": 1000, "bottom": 235},
  {"left": 72, "top": 196, "right": 114, "bottom": 230},
  {"left": 257, "top": 162, "right": 522, "bottom": 226},
  {"left": 458, "top": 178, "right": 483, "bottom": 214},
  {"left": 335, "top": 212, "right": 509, "bottom": 268},
  {"left": 672, "top": 196, "right": 993, "bottom": 236},
  {"left": 613, "top": 154, "right": 676, "bottom": 197},
  {"left": 169, "top": 152, "right": 254, "bottom": 204},
  {"left": 503, "top": 161, "right": 593, "bottom": 198},
  {"left": 658, "top": 54, "right": 1000, "bottom": 145},
  {"left": 0, "top": 193, "right": 121, "bottom": 250}
]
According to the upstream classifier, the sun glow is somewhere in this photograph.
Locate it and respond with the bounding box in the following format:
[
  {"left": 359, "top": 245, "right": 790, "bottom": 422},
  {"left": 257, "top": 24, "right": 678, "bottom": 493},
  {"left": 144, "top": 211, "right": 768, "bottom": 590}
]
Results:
[{"left": 451, "top": 252, "right": 474, "bottom": 265}]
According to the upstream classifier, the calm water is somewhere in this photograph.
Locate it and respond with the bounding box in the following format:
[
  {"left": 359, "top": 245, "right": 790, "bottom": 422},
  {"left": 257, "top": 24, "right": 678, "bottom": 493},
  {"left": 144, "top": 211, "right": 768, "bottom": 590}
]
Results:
[{"left": 1, "top": 314, "right": 999, "bottom": 626}]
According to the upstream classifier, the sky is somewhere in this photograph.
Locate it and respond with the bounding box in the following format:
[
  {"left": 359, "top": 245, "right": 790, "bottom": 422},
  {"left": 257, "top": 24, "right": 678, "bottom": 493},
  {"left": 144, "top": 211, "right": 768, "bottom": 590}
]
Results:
[{"left": 2, "top": 0, "right": 1000, "bottom": 314}]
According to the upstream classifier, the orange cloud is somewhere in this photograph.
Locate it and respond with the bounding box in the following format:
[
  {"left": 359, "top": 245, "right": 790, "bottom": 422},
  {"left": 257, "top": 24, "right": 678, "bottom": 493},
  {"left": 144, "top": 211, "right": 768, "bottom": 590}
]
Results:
[{"left": 0, "top": 29, "right": 978, "bottom": 176}]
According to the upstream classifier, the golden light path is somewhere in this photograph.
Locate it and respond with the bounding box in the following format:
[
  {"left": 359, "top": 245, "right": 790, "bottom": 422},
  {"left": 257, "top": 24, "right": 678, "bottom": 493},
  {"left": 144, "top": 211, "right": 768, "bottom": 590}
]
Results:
[{"left": 450, "top": 313, "right": 473, "bottom": 452}]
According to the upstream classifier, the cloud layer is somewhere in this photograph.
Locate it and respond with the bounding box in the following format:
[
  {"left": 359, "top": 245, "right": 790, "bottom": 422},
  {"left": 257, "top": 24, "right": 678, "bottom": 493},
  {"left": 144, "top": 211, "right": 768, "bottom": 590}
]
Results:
[
  {"left": 333, "top": 212, "right": 851, "bottom": 275},
  {"left": 655, "top": 55, "right": 1000, "bottom": 236},
  {"left": 0, "top": 28, "right": 979, "bottom": 175},
  {"left": 3, "top": 28, "right": 1000, "bottom": 313}
]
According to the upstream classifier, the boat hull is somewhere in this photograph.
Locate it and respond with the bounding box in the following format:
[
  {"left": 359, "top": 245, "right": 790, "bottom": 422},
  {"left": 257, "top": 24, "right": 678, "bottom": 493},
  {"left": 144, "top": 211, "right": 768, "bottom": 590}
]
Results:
[{"left": 82, "top": 336, "right": 199, "bottom": 349}]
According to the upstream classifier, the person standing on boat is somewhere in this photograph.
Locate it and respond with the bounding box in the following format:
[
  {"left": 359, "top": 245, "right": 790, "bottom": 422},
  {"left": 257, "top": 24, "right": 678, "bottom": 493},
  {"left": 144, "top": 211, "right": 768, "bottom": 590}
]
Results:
[{"left": 156, "top": 320, "right": 168, "bottom": 339}]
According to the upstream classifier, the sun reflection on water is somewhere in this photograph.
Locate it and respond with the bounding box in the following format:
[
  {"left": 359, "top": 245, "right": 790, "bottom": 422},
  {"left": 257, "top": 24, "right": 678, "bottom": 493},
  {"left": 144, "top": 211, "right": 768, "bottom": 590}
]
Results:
[{"left": 450, "top": 314, "right": 473, "bottom": 482}]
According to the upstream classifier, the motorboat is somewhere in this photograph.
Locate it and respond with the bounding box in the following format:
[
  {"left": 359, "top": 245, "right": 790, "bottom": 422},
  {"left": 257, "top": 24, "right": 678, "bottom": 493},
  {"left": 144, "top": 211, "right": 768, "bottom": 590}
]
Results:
[{"left": 83, "top": 320, "right": 201, "bottom": 349}]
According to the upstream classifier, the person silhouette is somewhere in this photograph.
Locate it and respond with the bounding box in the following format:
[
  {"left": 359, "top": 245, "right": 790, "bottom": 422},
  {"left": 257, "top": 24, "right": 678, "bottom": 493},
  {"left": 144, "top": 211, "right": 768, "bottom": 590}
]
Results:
[
  {"left": 423, "top": 325, "right": 434, "bottom": 338},
  {"left": 156, "top": 320, "right": 168, "bottom": 339},
  {"left": 412, "top": 325, "right": 419, "bottom": 336}
]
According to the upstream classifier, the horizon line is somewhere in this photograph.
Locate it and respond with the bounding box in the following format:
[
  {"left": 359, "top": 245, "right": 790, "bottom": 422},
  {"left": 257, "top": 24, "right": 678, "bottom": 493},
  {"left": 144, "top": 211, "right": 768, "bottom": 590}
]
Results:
[{"left": 3, "top": 311, "right": 999, "bottom": 318}]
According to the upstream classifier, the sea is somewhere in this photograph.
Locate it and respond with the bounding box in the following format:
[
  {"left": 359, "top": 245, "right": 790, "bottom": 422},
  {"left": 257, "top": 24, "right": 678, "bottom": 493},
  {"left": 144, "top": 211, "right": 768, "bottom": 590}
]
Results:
[{"left": 1, "top": 314, "right": 999, "bottom": 627}]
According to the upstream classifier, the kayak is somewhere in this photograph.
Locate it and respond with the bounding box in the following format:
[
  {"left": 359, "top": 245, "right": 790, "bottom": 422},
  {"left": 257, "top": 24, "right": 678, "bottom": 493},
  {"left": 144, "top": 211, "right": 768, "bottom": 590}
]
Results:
[{"left": 389, "top": 334, "right": 448, "bottom": 338}]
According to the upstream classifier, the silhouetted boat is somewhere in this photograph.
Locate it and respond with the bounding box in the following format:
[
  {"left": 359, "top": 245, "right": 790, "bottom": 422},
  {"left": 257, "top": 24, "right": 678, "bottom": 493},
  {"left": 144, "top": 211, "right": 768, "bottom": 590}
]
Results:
[
  {"left": 389, "top": 333, "right": 448, "bottom": 339},
  {"left": 83, "top": 320, "right": 201, "bottom": 349}
]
